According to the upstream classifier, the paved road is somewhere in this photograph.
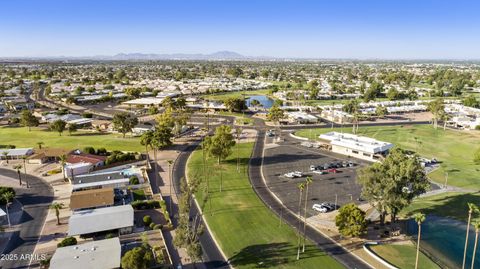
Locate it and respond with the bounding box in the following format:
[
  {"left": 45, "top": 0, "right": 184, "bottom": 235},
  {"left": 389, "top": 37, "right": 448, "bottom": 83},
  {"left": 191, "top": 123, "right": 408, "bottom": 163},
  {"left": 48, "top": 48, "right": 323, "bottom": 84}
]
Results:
[
  {"left": 248, "top": 118, "right": 372, "bottom": 269},
  {"left": 0, "top": 168, "right": 53, "bottom": 269},
  {"left": 172, "top": 142, "right": 229, "bottom": 269}
]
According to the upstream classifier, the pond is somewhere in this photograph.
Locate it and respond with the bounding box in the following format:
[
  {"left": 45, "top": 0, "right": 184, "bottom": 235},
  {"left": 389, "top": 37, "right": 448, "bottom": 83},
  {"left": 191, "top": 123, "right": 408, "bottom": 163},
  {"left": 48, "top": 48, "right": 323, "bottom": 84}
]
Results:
[
  {"left": 245, "top": 95, "right": 274, "bottom": 109},
  {"left": 407, "top": 215, "right": 480, "bottom": 268}
]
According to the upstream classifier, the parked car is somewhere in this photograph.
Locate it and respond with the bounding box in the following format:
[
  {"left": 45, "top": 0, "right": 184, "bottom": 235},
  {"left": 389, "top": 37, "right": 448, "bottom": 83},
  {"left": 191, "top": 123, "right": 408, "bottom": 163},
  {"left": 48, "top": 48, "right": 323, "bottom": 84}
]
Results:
[
  {"left": 310, "top": 165, "right": 317, "bottom": 171},
  {"left": 312, "top": 170, "right": 327, "bottom": 175},
  {"left": 327, "top": 168, "right": 338, "bottom": 173},
  {"left": 312, "top": 204, "right": 328, "bottom": 213},
  {"left": 284, "top": 171, "right": 303, "bottom": 178}
]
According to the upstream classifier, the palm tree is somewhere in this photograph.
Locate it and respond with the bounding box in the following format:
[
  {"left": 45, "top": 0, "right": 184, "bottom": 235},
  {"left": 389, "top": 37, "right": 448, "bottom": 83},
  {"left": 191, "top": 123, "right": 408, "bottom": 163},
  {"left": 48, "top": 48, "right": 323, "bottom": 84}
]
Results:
[
  {"left": 463, "top": 203, "right": 479, "bottom": 269},
  {"left": 2, "top": 192, "right": 14, "bottom": 227},
  {"left": 37, "top": 141, "right": 44, "bottom": 149},
  {"left": 2, "top": 151, "right": 8, "bottom": 164},
  {"left": 296, "top": 182, "right": 305, "bottom": 260},
  {"left": 302, "top": 176, "right": 312, "bottom": 253},
  {"left": 13, "top": 164, "right": 22, "bottom": 186},
  {"left": 22, "top": 156, "right": 29, "bottom": 188},
  {"left": 59, "top": 154, "right": 67, "bottom": 181},
  {"left": 140, "top": 130, "right": 154, "bottom": 163},
  {"left": 50, "top": 202, "right": 64, "bottom": 225},
  {"left": 413, "top": 212, "right": 426, "bottom": 269},
  {"left": 471, "top": 221, "right": 480, "bottom": 269}
]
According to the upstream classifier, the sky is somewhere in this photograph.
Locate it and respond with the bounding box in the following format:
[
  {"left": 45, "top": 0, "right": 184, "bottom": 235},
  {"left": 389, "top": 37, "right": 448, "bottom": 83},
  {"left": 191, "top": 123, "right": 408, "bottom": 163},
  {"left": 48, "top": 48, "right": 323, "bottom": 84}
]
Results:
[{"left": 1, "top": 0, "right": 480, "bottom": 59}]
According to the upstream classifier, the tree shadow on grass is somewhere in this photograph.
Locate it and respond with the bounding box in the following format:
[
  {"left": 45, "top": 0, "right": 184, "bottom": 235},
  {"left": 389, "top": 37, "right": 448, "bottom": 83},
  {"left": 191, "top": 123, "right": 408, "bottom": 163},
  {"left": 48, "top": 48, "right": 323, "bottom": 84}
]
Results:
[{"left": 229, "top": 242, "right": 328, "bottom": 268}]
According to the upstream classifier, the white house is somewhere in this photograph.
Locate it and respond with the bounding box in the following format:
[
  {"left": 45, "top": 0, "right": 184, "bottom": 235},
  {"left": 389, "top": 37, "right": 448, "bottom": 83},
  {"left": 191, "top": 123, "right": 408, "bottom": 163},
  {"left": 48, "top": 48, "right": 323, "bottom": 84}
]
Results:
[
  {"left": 319, "top": 132, "right": 394, "bottom": 162},
  {"left": 68, "top": 205, "right": 134, "bottom": 236},
  {"left": 50, "top": 237, "right": 121, "bottom": 269}
]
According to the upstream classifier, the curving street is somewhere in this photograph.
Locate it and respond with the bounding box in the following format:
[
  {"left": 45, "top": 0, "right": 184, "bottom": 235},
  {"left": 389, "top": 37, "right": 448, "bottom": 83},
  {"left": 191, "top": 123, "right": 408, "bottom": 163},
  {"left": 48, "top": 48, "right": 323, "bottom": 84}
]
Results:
[{"left": 0, "top": 168, "right": 53, "bottom": 269}]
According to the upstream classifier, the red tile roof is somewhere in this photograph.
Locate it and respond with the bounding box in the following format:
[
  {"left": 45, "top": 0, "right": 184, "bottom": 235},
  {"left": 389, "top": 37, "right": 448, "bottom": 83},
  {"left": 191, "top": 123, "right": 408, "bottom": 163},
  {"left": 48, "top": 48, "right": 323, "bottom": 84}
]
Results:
[{"left": 66, "top": 153, "right": 107, "bottom": 165}]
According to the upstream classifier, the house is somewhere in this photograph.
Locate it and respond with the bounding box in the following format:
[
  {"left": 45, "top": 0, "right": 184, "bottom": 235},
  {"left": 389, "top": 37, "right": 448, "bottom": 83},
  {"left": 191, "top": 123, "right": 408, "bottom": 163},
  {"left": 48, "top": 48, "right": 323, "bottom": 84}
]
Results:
[
  {"left": 319, "top": 132, "right": 393, "bottom": 162},
  {"left": 68, "top": 205, "right": 134, "bottom": 236},
  {"left": 49, "top": 237, "right": 121, "bottom": 269},
  {"left": 27, "top": 148, "right": 72, "bottom": 164},
  {"left": 286, "top": 111, "right": 319, "bottom": 124},
  {"left": 132, "top": 124, "right": 155, "bottom": 136},
  {"left": 70, "top": 188, "right": 114, "bottom": 211},
  {"left": 64, "top": 162, "right": 94, "bottom": 177},
  {"left": 71, "top": 167, "right": 144, "bottom": 191},
  {"left": 0, "top": 148, "right": 34, "bottom": 160},
  {"left": 67, "top": 153, "right": 106, "bottom": 167}
]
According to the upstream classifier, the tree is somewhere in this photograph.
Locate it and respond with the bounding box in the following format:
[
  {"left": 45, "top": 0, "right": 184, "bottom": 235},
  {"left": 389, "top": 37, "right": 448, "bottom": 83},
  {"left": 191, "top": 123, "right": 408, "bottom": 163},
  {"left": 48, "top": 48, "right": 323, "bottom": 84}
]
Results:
[
  {"left": 302, "top": 177, "right": 312, "bottom": 252},
  {"left": 125, "top": 87, "right": 142, "bottom": 98},
  {"left": 174, "top": 177, "right": 204, "bottom": 266},
  {"left": 357, "top": 147, "right": 429, "bottom": 224},
  {"left": 223, "top": 97, "right": 246, "bottom": 112},
  {"left": 13, "top": 164, "right": 22, "bottom": 186},
  {"left": 37, "top": 141, "right": 44, "bottom": 149},
  {"left": 364, "top": 81, "right": 383, "bottom": 102},
  {"left": 296, "top": 182, "right": 305, "bottom": 260},
  {"left": 335, "top": 203, "right": 367, "bottom": 237},
  {"left": 20, "top": 110, "right": 39, "bottom": 131},
  {"left": 152, "top": 124, "right": 173, "bottom": 150},
  {"left": 375, "top": 106, "right": 388, "bottom": 118},
  {"left": 413, "top": 212, "right": 426, "bottom": 269},
  {"left": 471, "top": 221, "right": 480, "bottom": 269},
  {"left": 203, "top": 125, "right": 235, "bottom": 192},
  {"left": 386, "top": 88, "right": 402, "bottom": 101},
  {"left": 59, "top": 154, "right": 67, "bottom": 181},
  {"left": 67, "top": 123, "right": 78, "bottom": 136},
  {"left": 463, "top": 203, "right": 479, "bottom": 269},
  {"left": 121, "top": 246, "right": 154, "bottom": 269},
  {"left": 140, "top": 130, "right": 154, "bottom": 160},
  {"left": 267, "top": 104, "right": 285, "bottom": 125},
  {"left": 427, "top": 99, "right": 445, "bottom": 129},
  {"left": 463, "top": 96, "right": 480, "bottom": 108},
  {"left": 50, "top": 202, "right": 64, "bottom": 225},
  {"left": 1, "top": 151, "right": 8, "bottom": 164},
  {"left": 112, "top": 112, "right": 138, "bottom": 138},
  {"left": 50, "top": 119, "right": 67, "bottom": 136}
]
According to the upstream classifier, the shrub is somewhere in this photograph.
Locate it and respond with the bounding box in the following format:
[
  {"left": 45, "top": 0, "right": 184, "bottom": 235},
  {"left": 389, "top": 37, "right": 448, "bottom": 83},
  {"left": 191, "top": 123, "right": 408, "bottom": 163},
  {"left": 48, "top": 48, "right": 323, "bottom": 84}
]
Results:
[
  {"left": 0, "top": 145, "right": 16, "bottom": 149},
  {"left": 131, "top": 200, "right": 161, "bottom": 210},
  {"left": 105, "top": 233, "right": 117, "bottom": 239},
  {"left": 149, "top": 222, "right": 156, "bottom": 229},
  {"left": 476, "top": 125, "right": 480, "bottom": 131},
  {"left": 83, "top": 146, "right": 96, "bottom": 154},
  {"left": 153, "top": 224, "right": 163, "bottom": 230},
  {"left": 129, "top": 176, "right": 139, "bottom": 185},
  {"left": 96, "top": 148, "right": 107, "bottom": 155},
  {"left": 143, "top": 215, "right": 152, "bottom": 226},
  {"left": 57, "top": 236, "right": 77, "bottom": 247}
]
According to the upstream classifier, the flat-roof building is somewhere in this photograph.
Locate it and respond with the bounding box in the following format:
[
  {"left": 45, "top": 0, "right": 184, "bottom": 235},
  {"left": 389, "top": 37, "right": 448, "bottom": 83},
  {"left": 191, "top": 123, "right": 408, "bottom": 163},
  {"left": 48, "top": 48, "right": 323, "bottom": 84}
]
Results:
[
  {"left": 49, "top": 237, "right": 121, "bottom": 269},
  {"left": 0, "top": 148, "right": 34, "bottom": 160},
  {"left": 70, "top": 188, "right": 114, "bottom": 211},
  {"left": 68, "top": 205, "right": 134, "bottom": 236},
  {"left": 319, "top": 132, "right": 394, "bottom": 162}
]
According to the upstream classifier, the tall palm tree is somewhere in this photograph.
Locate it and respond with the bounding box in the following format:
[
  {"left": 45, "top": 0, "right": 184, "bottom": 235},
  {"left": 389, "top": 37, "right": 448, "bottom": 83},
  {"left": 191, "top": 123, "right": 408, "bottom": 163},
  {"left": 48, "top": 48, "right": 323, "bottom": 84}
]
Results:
[
  {"left": 2, "top": 192, "right": 14, "bottom": 227},
  {"left": 22, "top": 156, "right": 29, "bottom": 188},
  {"left": 464, "top": 203, "right": 479, "bottom": 269},
  {"left": 50, "top": 202, "right": 64, "bottom": 225},
  {"left": 13, "top": 164, "right": 22, "bottom": 186},
  {"left": 296, "top": 182, "right": 305, "bottom": 260},
  {"left": 413, "top": 212, "right": 426, "bottom": 269},
  {"left": 59, "top": 154, "right": 67, "bottom": 181},
  {"left": 140, "top": 130, "right": 154, "bottom": 163},
  {"left": 471, "top": 221, "right": 480, "bottom": 269},
  {"left": 302, "top": 176, "right": 312, "bottom": 253}
]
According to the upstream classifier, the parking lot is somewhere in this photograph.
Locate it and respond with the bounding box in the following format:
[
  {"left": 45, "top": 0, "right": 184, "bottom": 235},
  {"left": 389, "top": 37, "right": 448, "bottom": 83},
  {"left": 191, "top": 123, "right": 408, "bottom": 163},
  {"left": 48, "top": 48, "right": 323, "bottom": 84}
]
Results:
[{"left": 262, "top": 134, "right": 369, "bottom": 218}]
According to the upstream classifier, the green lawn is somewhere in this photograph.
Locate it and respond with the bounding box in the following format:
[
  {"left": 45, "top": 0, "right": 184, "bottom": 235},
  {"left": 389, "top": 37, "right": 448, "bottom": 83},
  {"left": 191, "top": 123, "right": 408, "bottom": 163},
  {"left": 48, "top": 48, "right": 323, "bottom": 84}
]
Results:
[
  {"left": 202, "top": 89, "right": 272, "bottom": 101},
  {"left": 369, "top": 244, "right": 439, "bottom": 269},
  {"left": 0, "top": 126, "right": 143, "bottom": 152},
  {"left": 401, "top": 191, "right": 480, "bottom": 222},
  {"left": 295, "top": 125, "right": 480, "bottom": 190},
  {"left": 188, "top": 142, "right": 343, "bottom": 269}
]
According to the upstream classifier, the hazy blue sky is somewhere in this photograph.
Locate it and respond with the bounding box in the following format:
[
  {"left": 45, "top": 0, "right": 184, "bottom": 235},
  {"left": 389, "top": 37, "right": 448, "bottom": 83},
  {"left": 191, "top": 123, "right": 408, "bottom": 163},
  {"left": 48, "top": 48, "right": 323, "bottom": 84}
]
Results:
[{"left": 1, "top": 0, "right": 479, "bottom": 59}]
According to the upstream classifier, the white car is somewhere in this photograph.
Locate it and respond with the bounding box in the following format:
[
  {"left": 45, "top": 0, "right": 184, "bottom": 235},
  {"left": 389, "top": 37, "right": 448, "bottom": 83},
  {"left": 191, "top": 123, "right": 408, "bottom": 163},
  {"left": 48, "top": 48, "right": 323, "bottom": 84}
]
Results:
[
  {"left": 312, "top": 204, "right": 328, "bottom": 213},
  {"left": 284, "top": 172, "right": 295, "bottom": 178},
  {"left": 312, "top": 170, "right": 327, "bottom": 175}
]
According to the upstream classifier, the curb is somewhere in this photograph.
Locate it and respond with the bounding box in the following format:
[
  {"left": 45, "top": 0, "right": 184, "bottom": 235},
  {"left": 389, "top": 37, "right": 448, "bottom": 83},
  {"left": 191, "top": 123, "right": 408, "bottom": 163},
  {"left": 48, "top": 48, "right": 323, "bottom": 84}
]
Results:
[{"left": 362, "top": 242, "right": 399, "bottom": 269}]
